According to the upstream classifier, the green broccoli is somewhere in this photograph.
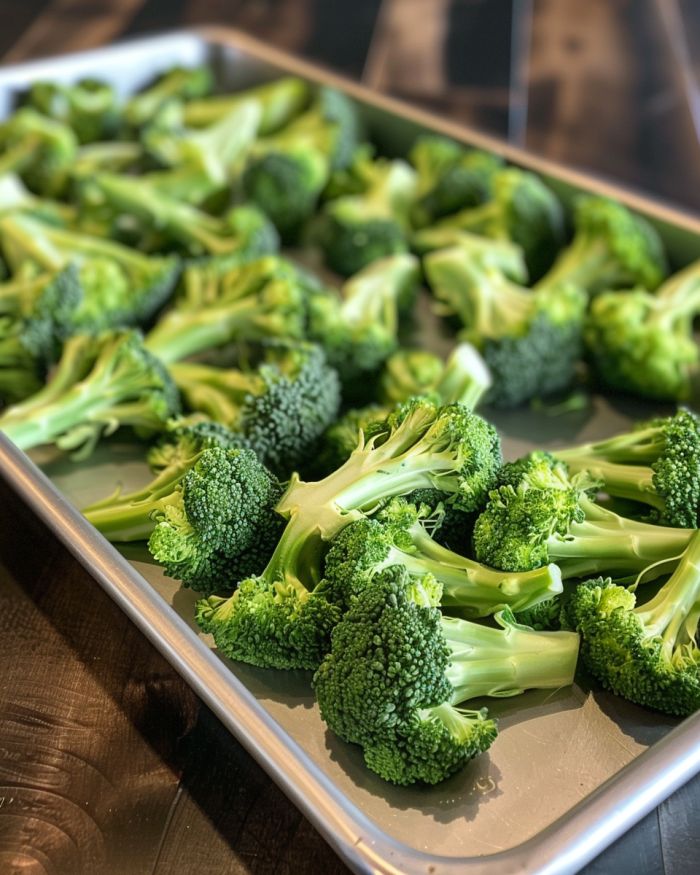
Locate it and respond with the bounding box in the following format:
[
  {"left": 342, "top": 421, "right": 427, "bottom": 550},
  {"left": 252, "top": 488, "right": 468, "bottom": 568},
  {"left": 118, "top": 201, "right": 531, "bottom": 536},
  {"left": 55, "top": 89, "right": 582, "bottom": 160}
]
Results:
[
  {"left": 0, "top": 107, "right": 77, "bottom": 196},
  {"left": 0, "top": 214, "right": 180, "bottom": 329},
  {"left": 196, "top": 398, "right": 502, "bottom": 670},
  {"left": 312, "top": 403, "right": 389, "bottom": 477},
  {"left": 243, "top": 87, "right": 360, "bottom": 238},
  {"left": 473, "top": 453, "right": 694, "bottom": 580},
  {"left": 313, "top": 565, "right": 579, "bottom": 785},
  {"left": 71, "top": 141, "right": 144, "bottom": 181},
  {"left": 424, "top": 239, "right": 587, "bottom": 407},
  {"left": 553, "top": 409, "right": 700, "bottom": 528},
  {"left": 408, "top": 135, "right": 503, "bottom": 228},
  {"left": 27, "top": 78, "right": 119, "bottom": 143},
  {"left": 183, "top": 76, "right": 312, "bottom": 134},
  {"left": 314, "top": 153, "right": 417, "bottom": 275},
  {"left": 584, "top": 259, "right": 700, "bottom": 401},
  {"left": 538, "top": 196, "right": 667, "bottom": 295},
  {"left": 123, "top": 66, "right": 213, "bottom": 131},
  {"left": 171, "top": 340, "right": 340, "bottom": 475},
  {"left": 566, "top": 529, "right": 700, "bottom": 716},
  {"left": 144, "top": 255, "right": 310, "bottom": 364},
  {"left": 432, "top": 167, "right": 564, "bottom": 279},
  {"left": 0, "top": 329, "right": 180, "bottom": 456},
  {"left": 0, "top": 315, "right": 46, "bottom": 402}
]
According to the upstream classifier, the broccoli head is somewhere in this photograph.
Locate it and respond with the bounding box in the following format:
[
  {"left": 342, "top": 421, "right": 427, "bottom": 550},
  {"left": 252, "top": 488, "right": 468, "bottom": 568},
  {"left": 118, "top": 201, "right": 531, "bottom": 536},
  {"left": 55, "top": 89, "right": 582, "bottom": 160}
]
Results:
[
  {"left": 27, "top": 78, "right": 119, "bottom": 143},
  {"left": 0, "top": 107, "right": 77, "bottom": 196}
]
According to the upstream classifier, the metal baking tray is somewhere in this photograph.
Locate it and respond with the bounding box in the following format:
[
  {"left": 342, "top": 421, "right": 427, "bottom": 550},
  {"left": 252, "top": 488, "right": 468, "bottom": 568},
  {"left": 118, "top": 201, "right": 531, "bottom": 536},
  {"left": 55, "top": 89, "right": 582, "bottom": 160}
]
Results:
[{"left": 1, "top": 28, "right": 700, "bottom": 875}]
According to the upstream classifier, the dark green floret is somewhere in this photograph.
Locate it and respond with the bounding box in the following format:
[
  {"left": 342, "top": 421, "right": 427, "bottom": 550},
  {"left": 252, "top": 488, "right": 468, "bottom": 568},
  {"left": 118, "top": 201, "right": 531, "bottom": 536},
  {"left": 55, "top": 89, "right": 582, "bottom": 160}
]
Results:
[
  {"left": 313, "top": 565, "right": 579, "bottom": 785},
  {"left": 171, "top": 340, "right": 341, "bottom": 475},
  {"left": 0, "top": 107, "right": 77, "bottom": 196},
  {"left": 0, "top": 329, "right": 180, "bottom": 456},
  {"left": 27, "top": 78, "right": 120, "bottom": 143},
  {"left": 566, "top": 530, "right": 700, "bottom": 716},
  {"left": 585, "top": 259, "right": 700, "bottom": 401},
  {"left": 553, "top": 409, "right": 700, "bottom": 529},
  {"left": 473, "top": 452, "right": 694, "bottom": 580}
]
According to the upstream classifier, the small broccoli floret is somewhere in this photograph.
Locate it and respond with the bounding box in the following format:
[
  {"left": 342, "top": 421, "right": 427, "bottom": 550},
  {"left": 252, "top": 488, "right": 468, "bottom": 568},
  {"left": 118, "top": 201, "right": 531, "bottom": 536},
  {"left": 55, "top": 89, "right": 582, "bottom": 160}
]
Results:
[
  {"left": 324, "top": 499, "right": 562, "bottom": 617},
  {"left": 0, "top": 316, "right": 46, "bottom": 402},
  {"left": 566, "top": 531, "right": 700, "bottom": 716},
  {"left": 196, "top": 398, "right": 502, "bottom": 669},
  {"left": 553, "top": 409, "right": 700, "bottom": 528},
  {"left": 0, "top": 329, "right": 180, "bottom": 456},
  {"left": 27, "top": 78, "right": 119, "bottom": 143},
  {"left": 144, "top": 255, "right": 309, "bottom": 364},
  {"left": 408, "top": 135, "right": 503, "bottom": 228},
  {"left": 183, "top": 77, "right": 312, "bottom": 134},
  {"left": 313, "top": 566, "right": 578, "bottom": 785},
  {"left": 0, "top": 107, "right": 77, "bottom": 196},
  {"left": 424, "top": 241, "right": 587, "bottom": 408},
  {"left": 123, "top": 66, "right": 213, "bottom": 131},
  {"left": 539, "top": 195, "right": 667, "bottom": 295},
  {"left": 146, "top": 416, "right": 252, "bottom": 474},
  {"left": 315, "top": 153, "right": 417, "bottom": 275},
  {"left": 243, "top": 87, "right": 360, "bottom": 239},
  {"left": 171, "top": 340, "right": 340, "bottom": 475},
  {"left": 433, "top": 167, "right": 564, "bottom": 279},
  {"left": 473, "top": 453, "right": 694, "bottom": 580},
  {"left": 585, "top": 260, "right": 700, "bottom": 401},
  {"left": 0, "top": 214, "right": 180, "bottom": 329},
  {"left": 378, "top": 349, "right": 444, "bottom": 405},
  {"left": 313, "top": 403, "right": 389, "bottom": 477}
]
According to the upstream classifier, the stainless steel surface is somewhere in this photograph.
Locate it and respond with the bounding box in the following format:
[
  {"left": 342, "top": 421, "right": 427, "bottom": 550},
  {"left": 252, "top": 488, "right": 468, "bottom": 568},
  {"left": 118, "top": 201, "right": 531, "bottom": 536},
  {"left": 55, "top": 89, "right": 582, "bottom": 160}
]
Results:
[{"left": 1, "top": 28, "right": 700, "bottom": 875}]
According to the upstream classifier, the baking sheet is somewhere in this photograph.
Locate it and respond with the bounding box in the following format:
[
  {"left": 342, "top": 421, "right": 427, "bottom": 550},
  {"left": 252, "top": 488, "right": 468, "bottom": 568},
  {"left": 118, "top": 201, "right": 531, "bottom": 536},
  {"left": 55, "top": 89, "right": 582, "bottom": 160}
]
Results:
[{"left": 1, "top": 28, "right": 700, "bottom": 875}]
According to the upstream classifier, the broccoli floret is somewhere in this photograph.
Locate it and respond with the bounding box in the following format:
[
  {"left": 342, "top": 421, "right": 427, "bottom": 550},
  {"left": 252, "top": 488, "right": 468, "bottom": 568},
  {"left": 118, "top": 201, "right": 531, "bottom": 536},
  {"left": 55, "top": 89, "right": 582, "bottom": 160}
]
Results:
[
  {"left": 324, "top": 498, "right": 562, "bottom": 617},
  {"left": 315, "top": 153, "right": 417, "bottom": 275},
  {"left": 553, "top": 409, "right": 700, "bottom": 528},
  {"left": 424, "top": 241, "right": 587, "bottom": 408},
  {"left": 171, "top": 340, "right": 340, "bottom": 475},
  {"left": 585, "top": 261, "right": 700, "bottom": 401},
  {"left": 0, "top": 107, "right": 77, "bottom": 196},
  {"left": 88, "top": 173, "right": 280, "bottom": 258},
  {"left": 473, "top": 453, "right": 694, "bottom": 580},
  {"left": 196, "top": 398, "right": 502, "bottom": 669},
  {"left": 243, "top": 87, "right": 360, "bottom": 239},
  {"left": 313, "top": 565, "right": 578, "bottom": 785},
  {"left": 27, "top": 78, "right": 119, "bottom": 143},
  {"left": 566, "top": 530, "right": 700, "bottom": 716},
  {"left": 408, "top": 135, "right": 503, "bottom": 228},
  {"left": 146, "top": 416, "right": 253, "bottom": 473},
  {"left": 378, "top": 349, "right": 444, "bottom": 405},
  {"left": 144, "top": 255, "right": 309, "bottom": 364},
  {"left": 123, "top": 66, "right": 213, "bottom": 131},
  {"left": 313, "top": 403, "right": 389, "bottom": 477},
  {"left": 83, "top": 441, "right": 283, "bottom": 594},
  {"left": 183, "top": 76, "right": 312, "bottom": 134},
  {"left": 433, "top": 167, "right": 564, "bottom": 279},
  {"left": 0, "top": 315, "right": 46, "bottom": 402},
  {"left": 0, "top": 329, "right": 180, "bottom": 456},
  {"left": 0, "top": 214, "right": 180, "bottom": 329},
  {"left": 539, "top": 196, "right": 667, "bottom": 294},
  {"left": 308, "top": 253, "right": 420, "bottom": 397}
]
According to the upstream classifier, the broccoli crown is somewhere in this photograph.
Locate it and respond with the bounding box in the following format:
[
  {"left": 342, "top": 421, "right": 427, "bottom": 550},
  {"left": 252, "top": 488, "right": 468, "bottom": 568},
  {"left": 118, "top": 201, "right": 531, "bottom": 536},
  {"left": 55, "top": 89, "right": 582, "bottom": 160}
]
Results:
[
  {"left": 124, "top": 65, "right": 213, "bottom": 130},
  {"left": 312, "top": 403, "right": 389, "bottom": 477},
  {"left": 0, "top": 107, "right": 77, "bottom": 196},
  {"left": 542, "top": 196, "right": 667, "bottom": 295},
  {"left": 409, "top": 135, "right": 503, "bottom": 228},
  {"left": 554, "top": 409, "right": 700, "bottom": 529},
  {"left": 378, "top": 349, "right": 444, "bottom": 405},
  {"left": 148, "top": 446, "right": 284, "bottom": 594},
  {"left": 566, "top": 537, "right": 700, "bottom": 717},
  {"left": 28, "top": 78, "right": 119, "bottom": 144},
  {"left": 0, "top": 316, "right": 45, "bottom": 402}
]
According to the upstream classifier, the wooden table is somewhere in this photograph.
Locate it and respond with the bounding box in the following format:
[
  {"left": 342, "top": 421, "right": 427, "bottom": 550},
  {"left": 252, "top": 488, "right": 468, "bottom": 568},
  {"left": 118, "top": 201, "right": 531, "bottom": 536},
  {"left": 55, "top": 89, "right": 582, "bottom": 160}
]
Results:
[{"left": 1, "top": 2, "right": 700, "bottom": 873}]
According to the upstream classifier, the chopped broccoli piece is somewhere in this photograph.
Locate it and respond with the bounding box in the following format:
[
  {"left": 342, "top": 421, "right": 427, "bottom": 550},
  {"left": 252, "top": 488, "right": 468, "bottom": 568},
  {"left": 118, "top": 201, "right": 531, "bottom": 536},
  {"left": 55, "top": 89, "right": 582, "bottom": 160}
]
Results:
[
  {"left": 378, "top": 349, "right": 444, "bottom": 405},
  {"left": 196, "top": 398, "right": 502, "bottom": 669},
  {"left": 171, "top": 340, "right": 340, "bottom": 475},
  {"left": 473, "top": 452, "right": 694, "bottom": 580},
  {"left": 424, "top": 240, "right": 587, "bottom": 407},
  {"left": 27, "top": 78, "right": 119, "bottom": 143},
  {"left": 433, "top": 167, "right": 564, "bottom": 279},
  {"left": 312, "top": 403, "right": 389, "bottom": 477},
  {"left": 144, "top": 255, "right": 309, "bottom": 364},
  {"left": 0, "top": 107, "right": 77, "bottom": 196},
  {"left": 553, "top": 409, "right": 700, "bottom": 529},
  {"left": 408, "top": 135, "right": 503, "bottom": 228},
  {"left": 585, "top": 259, "right": 700, "bottom": 401},
  {"left": 0, "top": 315, "right": 46, "bottom": 402},
  {"left": 539, "top": 196, "right": 667, "bottom": 294},
  {"left": 566, "top": 531, "right": 700, "bottom": 716},
  {"left": 315, "top": 153, "right": 417, "bottom": 275},
  {"left": 0, "top": 329, "right": 179, "bottom": 456},
  {"left": 313, "top": 565, "right": 578, "bottom": 784},
  {"left": 123, "top": 66, "right": 213, "bottom": 131}
]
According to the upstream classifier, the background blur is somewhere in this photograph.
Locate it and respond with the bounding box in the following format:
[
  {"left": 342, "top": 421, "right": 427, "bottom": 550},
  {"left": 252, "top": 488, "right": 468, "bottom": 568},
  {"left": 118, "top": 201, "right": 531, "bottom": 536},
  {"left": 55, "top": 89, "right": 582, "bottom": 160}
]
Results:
[{"left": 3, "top": 0, "right": 700, "bottom": 212}]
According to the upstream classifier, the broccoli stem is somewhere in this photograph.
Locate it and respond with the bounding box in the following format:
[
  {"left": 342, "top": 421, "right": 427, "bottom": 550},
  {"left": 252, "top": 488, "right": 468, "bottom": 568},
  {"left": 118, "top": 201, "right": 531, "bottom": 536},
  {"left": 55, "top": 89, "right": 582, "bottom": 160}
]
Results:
[
  {"left": 555, "top": 425, "right": 669, "bottom": 465},
  {"left": 556, "top": 458, "right": 666, "bottom": 514},
  {"left": 535, "top": 236, "right": 613, "bottom": 293},
  {"left": 83, "top": 492, "right": 171, "bottom": 540},
  {"left": 441, "top": 613, "right": 580, "bottom": 701}
]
